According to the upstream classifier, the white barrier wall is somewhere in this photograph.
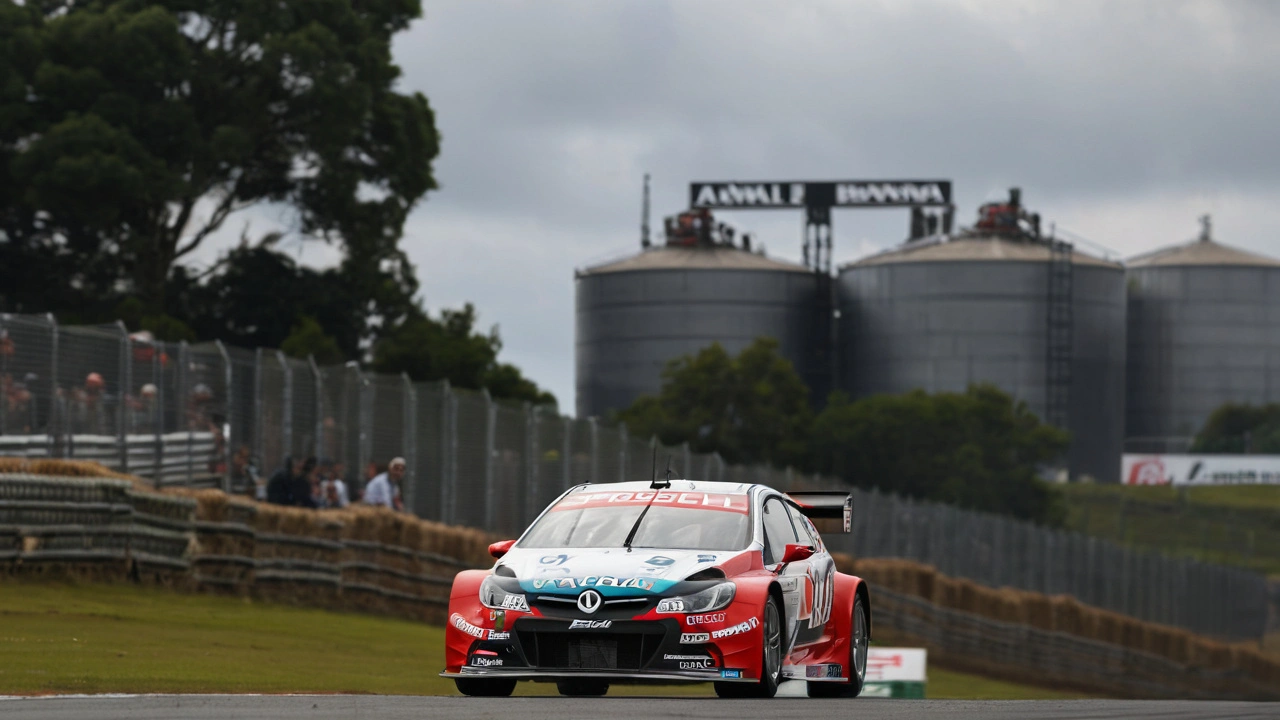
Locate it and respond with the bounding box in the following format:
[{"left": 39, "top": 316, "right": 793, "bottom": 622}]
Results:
[{"left": 1123, "top": 454, "right": 1280, "bottom": 485}]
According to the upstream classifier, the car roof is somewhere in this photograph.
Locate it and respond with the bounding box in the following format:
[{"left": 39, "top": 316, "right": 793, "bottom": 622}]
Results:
[{"left": 564, "top": 480, "right": 770, "bottom": 496}]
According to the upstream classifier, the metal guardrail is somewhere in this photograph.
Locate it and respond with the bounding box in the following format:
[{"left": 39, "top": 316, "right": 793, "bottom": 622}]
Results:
[{"left": 0, "top": 433, "right": 220, "bottom": 487}]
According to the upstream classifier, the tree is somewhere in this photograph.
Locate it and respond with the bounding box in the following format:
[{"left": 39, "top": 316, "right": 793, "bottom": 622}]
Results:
[
  {"left": 0, "top": 0, "right": 439, "bottom": 311},
  {"left": 372, "top": 304, "right": 556, "bottom": 408},
  {"left": 281, "top": 316, "right": 344, "bottom": 366},
  {"left": 1190, "top": 403, "right": 1280, "bottom": 454},
  {"left": 616, "top": 338, "right": 814, "bottom": 468},
  {"left": 810, "top": 385, "right": 1068, "bottom": 525}
]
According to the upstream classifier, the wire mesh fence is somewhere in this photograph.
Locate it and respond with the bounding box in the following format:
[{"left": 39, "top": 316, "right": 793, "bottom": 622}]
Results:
[{"left": 0, "top": 312, "right": 1268, "bottom": 640}]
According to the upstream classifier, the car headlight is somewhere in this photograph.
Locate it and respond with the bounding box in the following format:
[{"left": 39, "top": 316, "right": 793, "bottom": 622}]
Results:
[
  {"left": 479, "top": 576, "right": 530, "bottom": 612},
  {"left": 656, "top": 582, "right": 736, "bottom": 614}
]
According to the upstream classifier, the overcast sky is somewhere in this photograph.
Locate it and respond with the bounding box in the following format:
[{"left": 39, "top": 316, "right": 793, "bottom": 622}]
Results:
[{"left": 195, "top": 0, "right": 1280, "bottom": 412}]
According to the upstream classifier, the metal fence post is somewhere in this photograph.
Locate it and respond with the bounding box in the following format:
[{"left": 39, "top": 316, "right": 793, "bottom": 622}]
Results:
[
  {"left": 589, "top": 417, "right": 599, "bottom": 485},
  {"left": 152, "top": 339, "right": 164, "bottom": 486},
  {"left": 617, "top": 422, "right": 628, "bottom": 483},
  {"left": 117, "top": 321, "right": 131, "bottom": 473},
  {"left": 310, "top": 356, "right": 323, "bottom": 460},
  {"left": 402, "top": 373, "right": 416, "bottom": 515},
  {"left": 438, "top": 380, "right": 454, "bottom": 525},
  {"left": 215, "top": 340, "right": 232, "bottom": 492},
  {"left": 253, "top": 348, "right": 265, "bottom": 473},
  {"left": 47, "top": 313, "right": 58, "bottom": 458},
  {"left": 483, "top": 388, "right": 496, "bottom": 530},
  {"left": 356, "top": 364, "right": 372, "bottom": 496},
  {"left": 277, "top": 351, "right": 292, "bottom": 458},
  {"left": 525, "top": 403, "right": 539, "bottom": 517},
  {"left": 180, "top": 341, "right": 193, "bottom": 484},
  {"left": 561, "top": 416, "right": 572, "bottom": 491},
  {"left": 446, "top": 381, "right": 459, "bottom": 525},
  {"left": 0, "top": 317, "right": 7, "bottom": 436}
]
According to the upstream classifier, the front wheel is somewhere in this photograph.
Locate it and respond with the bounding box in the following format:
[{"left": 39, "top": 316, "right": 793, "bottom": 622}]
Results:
[
  {"left": 715, "top": 594, "right": 783, "bottom": 699},
  {"left": 454, "top": 677, "right": 517, "bottom": 697},
  {"left": 556, "top": 679, "right": 609, "bottom": 696},
  {"left": 807, "top": 591, "right": 868, "bottom": 698}
]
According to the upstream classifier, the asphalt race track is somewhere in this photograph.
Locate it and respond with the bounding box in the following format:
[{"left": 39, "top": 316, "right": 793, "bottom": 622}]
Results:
[{"left": 1, "top": 695, "right": 1277, "bottom": 720}]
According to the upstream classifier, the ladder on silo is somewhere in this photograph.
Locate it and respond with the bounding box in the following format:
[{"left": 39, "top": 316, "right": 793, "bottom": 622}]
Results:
[{"left": 1045, "top": 238, "right": 1073, "bottom": 430}]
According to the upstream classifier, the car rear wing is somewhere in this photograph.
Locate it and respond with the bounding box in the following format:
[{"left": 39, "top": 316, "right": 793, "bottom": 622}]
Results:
[{"left": 785, "top": 491, "right": 852, "bottom": 533}]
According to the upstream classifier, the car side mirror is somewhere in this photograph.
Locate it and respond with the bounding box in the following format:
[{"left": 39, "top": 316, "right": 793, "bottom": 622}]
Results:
[
  {"left": 488, "top": 540, "right": 516, "bottom": 559},
  {"left": 780, "top": 543, "right": 815, "bottom": 565}
]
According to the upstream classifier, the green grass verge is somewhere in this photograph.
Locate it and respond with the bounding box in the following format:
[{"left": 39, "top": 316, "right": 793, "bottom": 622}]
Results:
[
  {"left": 924, "top": 667, "right": 1085, "bottom": 700},
  {"left": 0, "top": 579, "right": 1084, "bottom": 699},
  {"left": 1059, "top": 483, "right": 1280, "bottom": 576}
]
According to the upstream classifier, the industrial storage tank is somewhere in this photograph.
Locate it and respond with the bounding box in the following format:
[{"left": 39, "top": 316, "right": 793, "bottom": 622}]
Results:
[
  {"left": 576, "top": 208, "right": 825, "bottom": 419},
  {"left": 1125, "top": 219, "right": 1280, "bottom": 452},
  {"left": 837, "top": 189, "right": 1127, "bottom": 483}
]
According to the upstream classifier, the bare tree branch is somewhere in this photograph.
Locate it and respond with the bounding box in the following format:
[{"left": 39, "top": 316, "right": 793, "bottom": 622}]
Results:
[{"left": 173, "top": 189, "right": 241, "bottom": 259}]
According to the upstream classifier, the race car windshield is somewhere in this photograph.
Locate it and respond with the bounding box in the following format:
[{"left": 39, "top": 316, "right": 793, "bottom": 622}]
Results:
[{"left": 517, "top": 504, "right": 751, "bottom": 551}]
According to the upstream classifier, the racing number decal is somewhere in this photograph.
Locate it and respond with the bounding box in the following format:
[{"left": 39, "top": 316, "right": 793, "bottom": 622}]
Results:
[{"left": 806, "top": 558, "right": 834, "bottom": 629}]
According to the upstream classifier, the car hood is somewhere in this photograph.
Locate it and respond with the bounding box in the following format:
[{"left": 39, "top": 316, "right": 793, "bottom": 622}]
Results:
[{"left": 499, "top": 547, "right": 744, "bottom": 597}]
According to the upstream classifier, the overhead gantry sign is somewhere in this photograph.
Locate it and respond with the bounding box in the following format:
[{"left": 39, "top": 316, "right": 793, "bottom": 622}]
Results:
[{"left": 689, "top": 180, "right": 953, "bottom": 272}]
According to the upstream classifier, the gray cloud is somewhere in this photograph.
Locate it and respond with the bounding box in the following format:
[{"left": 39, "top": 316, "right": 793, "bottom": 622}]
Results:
[{"left": 286, "top": 0, "right": 1280, "bottom": 409}]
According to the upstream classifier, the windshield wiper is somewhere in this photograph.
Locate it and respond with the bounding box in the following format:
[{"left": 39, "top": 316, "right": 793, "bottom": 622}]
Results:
[
  {"left": 622, "top": 503, "right": 652, "bottom": 552},
  {"left": 624, "top": 454, "right": 673, "bottom": 552}
]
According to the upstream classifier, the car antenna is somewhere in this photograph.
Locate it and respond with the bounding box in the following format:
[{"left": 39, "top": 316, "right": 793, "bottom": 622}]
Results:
[
  {"left": 651, "top": 452, "right": 671, "bottom": 490},
  {"left": 631, "top": 452, "right": 670, "bottom": 552}
]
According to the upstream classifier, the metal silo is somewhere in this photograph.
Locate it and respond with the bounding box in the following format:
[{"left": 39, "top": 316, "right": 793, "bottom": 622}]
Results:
[
  {"left": 575, "top": 210, "right": 824, "bottom": 419},
  {"left": 1125, "top": 219, "right": 1280, "bottom": 452},
  {"left": 838, "top": 190, "right": 1126, "bottom": 483}
]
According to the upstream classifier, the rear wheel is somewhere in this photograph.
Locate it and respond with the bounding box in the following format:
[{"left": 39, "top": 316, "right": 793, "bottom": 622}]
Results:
[
  {"left": 807, "top": 592, "right": 868, "bottom": 698},
  {"left": 714, "top": 594, "right": 783, "bottom": 699},
  {"left": 556, "top": 679, "right": 609, "bottom": 696},
  {"left": 454, "top": 677, "right": 517, "bottom": 697}
]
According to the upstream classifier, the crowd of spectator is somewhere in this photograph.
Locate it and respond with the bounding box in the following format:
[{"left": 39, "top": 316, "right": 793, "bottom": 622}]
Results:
[
  {"left": 1, "top": 325, "right": 407, "bottom": 513},
  {"left": 231, "top": 451, "right": 405, "bottom": 512}
]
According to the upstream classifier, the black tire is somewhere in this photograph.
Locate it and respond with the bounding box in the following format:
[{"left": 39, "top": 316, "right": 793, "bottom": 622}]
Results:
[
  {"left": 807, "top": 592, "right": 868, "bottom": 698},
  {"left": 454, "top": 677, "right": 517, "bottom": 697},
  {"left": 714, "top": 594, "right": 783, "bottom": 699},
  {"left": 556, "top": 679, "right": 609, "bottom": 696}
]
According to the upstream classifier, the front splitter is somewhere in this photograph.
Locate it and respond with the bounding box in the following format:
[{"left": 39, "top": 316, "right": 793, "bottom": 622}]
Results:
[{"left": 439, "top": 669, "right": 755, "bottom": 684}]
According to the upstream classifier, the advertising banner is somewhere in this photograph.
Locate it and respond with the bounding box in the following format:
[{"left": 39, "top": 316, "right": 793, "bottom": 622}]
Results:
[
  {"left": 865, "top": 647, "right": 927, "bottom": 683},
  {"left": 688, "top": 180, "right": 952, "bottom": 209},
  {"left": 1122, "top": 454, "right": 1280, "bottom": 486}
]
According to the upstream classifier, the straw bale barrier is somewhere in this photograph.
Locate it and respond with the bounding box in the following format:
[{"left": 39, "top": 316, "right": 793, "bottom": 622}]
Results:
[
  {"left": 834, "top": 553, "right": 1280, "bottom": 700},
  {"left": 3, "top": 460, "right": 1276, "bottom": 699},
  {"left": 0, "top": 460, "right": 496, "bottom": 625}
]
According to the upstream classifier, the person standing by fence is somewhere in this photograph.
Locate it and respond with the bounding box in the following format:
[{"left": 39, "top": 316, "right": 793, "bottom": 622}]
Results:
[{"left": 363, "top": 457, "right": 404, "bottom": 511}]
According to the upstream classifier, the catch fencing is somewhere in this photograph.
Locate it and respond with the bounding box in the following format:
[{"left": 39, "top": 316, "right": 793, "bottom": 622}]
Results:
[{"left": 0, "top": 312, "right": 1269, "bottom": 640}]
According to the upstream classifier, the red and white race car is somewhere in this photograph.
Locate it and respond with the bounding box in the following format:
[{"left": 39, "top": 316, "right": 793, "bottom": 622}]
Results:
[{"left": 441, "top": 479, "right": 871, "bottom": 698}]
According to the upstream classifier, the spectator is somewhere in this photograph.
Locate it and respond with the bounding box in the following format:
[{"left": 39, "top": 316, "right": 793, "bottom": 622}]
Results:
[
  {"left": 129, "top": 383, "right": 158, "bottom": 433},
  {"left": 229, "top": 445, "right": 262, "bottom": 499},
  {"left": 266, "top": 456, "right": 301, "bottom": 505},
  {"left": 363, "top": 457, "right": 405, "bottom": 511},
  {"left": 186, "top": 383, "right": 214, "bottom": 431},
  {"left": 75, "top": 372, "right": 107, "bottom": 435},
  {"left": 289, "top": 456, "right": 319, "bottom": 508},
  {"left": 357, "top": 461, "right": 384, "bottom": 504},
  {"left": 319, "top": 458, "right": 349, "bottom": 508}
]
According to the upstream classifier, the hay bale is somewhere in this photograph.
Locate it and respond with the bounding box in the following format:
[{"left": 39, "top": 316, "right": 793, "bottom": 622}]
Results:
[
  {"left": 1051, "top": 596, "right": 1084, "bottom": 636},
  {"left": 831, "top": 552, "right": 856, "bottom": 574},
  {"left": 1020, "top": 593, "right": 1053, "bottom": 631},
  {"left": 993, "top": 588, "right": 1027, "bottom": 625}
]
